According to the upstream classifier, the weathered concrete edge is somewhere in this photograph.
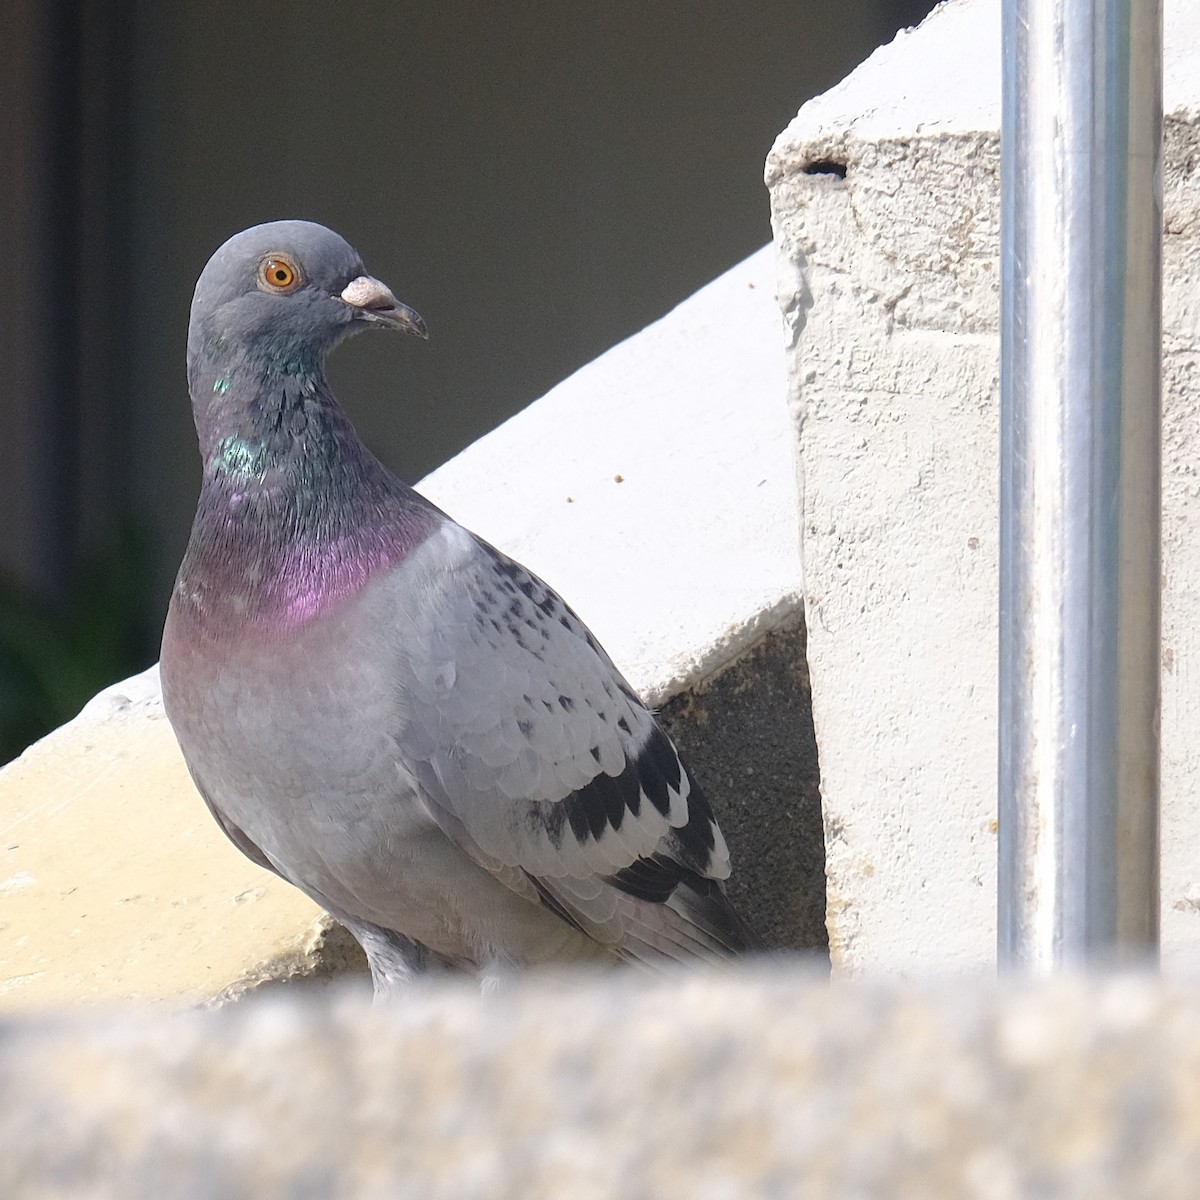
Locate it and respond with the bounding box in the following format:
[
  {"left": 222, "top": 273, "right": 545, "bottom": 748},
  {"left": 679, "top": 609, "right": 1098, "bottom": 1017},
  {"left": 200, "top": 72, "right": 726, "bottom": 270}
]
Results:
[{"left": 769, "top": 0, "right": 1200, "bottom": 153}]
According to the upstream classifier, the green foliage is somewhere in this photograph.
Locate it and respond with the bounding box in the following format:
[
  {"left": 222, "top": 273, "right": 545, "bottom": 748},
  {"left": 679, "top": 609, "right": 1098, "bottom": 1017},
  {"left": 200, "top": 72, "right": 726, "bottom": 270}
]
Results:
[{"left": 0, "top": 525, "right": 155, "bottom": 765}]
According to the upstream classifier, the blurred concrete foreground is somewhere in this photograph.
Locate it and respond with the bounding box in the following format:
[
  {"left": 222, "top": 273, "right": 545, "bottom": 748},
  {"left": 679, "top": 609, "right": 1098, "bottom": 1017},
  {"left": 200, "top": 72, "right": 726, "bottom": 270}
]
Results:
[{"left": 3, "top": 968, "right": 1198, "bottom": 1199}]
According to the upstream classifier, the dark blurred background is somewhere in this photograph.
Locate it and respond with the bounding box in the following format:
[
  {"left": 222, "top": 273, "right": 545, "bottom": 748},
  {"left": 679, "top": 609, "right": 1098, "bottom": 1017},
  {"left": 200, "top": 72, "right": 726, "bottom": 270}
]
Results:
[{"left": 0, "top": 0, "right": 936, "bottom": 762}]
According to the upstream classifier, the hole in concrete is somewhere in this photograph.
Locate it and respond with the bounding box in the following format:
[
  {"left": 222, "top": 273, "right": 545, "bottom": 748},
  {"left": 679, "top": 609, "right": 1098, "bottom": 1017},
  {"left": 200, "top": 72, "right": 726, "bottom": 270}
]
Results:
[{"left": 802, "top": 160, "right": 847, "bottom": 179}]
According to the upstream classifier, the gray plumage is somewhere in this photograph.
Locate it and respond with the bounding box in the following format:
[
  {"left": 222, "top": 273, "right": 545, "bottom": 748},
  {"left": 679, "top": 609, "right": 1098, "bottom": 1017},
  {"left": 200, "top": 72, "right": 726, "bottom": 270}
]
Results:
[{"left": 161, "top": 220, "right": 757, "bottom": 994}]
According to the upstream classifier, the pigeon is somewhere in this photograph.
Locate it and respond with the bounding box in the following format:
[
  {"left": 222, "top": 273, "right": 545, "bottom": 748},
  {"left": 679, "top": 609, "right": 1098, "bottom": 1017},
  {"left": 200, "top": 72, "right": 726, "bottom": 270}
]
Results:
[{"left": 161, "top": 220, "right": 757, "bottom": 994}]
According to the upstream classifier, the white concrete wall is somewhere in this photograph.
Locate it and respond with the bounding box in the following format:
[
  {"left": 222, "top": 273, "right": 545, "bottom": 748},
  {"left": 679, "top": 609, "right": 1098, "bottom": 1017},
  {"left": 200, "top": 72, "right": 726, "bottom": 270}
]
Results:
[{"left": 769, "top": 0, "right": 1200, "bottom": 973}]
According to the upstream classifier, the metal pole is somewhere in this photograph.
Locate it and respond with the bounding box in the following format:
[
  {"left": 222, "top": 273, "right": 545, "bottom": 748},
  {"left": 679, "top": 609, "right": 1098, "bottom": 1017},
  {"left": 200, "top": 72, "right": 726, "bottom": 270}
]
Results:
[{"left": 998, "top": 0, "right": 1162, "bottom": 971}]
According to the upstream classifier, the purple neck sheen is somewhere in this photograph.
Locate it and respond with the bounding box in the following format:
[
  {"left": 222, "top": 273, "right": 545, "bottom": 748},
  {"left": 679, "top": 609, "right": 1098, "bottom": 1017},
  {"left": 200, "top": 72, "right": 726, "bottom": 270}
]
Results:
[
  {"left": 181, "top": 484, "right": 440, "bottom": 637},
  {"left": 265, "top": 523, "right": 415, "bottom": 628},
  {"left": 177, "top": 366, "right": 444, "bottom": 636}
]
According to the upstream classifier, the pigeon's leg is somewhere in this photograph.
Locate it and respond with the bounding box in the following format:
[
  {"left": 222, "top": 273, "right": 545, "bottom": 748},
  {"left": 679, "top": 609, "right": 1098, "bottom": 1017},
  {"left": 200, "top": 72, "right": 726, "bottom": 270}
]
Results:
[{"left": 340, "top": 918, "right": 458, "bottom": 999}]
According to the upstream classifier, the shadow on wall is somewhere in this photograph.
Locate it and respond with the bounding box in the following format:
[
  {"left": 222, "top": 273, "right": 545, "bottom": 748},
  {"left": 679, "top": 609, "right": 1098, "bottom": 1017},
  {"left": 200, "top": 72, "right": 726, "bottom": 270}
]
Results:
[{"left": 658, "top": 619, "right": 827, "bottom": 957}]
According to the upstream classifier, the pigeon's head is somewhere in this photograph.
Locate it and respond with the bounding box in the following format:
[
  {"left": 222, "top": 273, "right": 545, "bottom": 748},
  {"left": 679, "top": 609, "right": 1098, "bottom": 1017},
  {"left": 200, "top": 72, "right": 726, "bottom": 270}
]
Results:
[{"left": 188, "top": 220, "right": 426, "bottom": 375}]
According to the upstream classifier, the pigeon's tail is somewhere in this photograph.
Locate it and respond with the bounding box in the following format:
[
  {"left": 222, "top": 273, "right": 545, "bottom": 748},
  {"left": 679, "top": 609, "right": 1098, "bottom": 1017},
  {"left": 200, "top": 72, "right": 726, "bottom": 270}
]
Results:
[
  {"left": 667, "top": 880, "right": 763, "bottom": 957},
  {"left": 614, "top": 879, "right": 763, "bottom": 968},
  {"left": 695, "top": 887, "right": 762, "bottom": 953}
]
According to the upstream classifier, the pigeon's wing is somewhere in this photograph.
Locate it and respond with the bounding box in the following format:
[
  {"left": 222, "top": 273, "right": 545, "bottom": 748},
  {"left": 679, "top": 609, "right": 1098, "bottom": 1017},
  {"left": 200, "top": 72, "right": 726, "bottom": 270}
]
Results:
[{"left": 393, "top": 523, "right": 757, "bottom": 964}]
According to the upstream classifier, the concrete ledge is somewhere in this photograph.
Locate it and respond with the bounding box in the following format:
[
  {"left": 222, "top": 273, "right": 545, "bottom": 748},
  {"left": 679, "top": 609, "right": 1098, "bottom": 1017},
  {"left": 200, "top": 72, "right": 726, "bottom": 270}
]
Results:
[
  {"left": 0, "top": 666, "right": 356, "bottom": 1009},
  {"left": 4, "top": 967, "right": 1200, "bottom": 1197}
]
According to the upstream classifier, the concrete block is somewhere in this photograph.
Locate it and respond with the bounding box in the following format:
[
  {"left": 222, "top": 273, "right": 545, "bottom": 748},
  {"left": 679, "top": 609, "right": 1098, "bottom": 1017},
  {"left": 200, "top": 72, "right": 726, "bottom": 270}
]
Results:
[
  {"left": 0, "top": 246, "right": 823, "bottom": 1010},
  {"left": 4, "top": 967, "right": 1200, "bottom": 1198},
  {"left": 767, "top": 0, "right": 1200, "bottom": 972}
]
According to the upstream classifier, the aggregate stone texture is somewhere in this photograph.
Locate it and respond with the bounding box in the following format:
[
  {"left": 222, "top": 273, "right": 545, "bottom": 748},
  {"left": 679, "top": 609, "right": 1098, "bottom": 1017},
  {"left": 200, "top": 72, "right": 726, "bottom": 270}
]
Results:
[
  {"left": 657, "top": 618, "right": 826, "bottom": 956},
  {"left": 3, "top": 968, "right": 1199, "bottom": 1199}
]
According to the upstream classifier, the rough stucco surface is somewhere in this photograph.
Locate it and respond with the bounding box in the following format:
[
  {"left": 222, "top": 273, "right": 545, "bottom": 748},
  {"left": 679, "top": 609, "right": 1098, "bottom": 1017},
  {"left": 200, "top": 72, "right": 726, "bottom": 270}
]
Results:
[
  {"left": 768, "top": 0, "right": 1200, "bottom": 973},
  {"left": 0, "top": 246, "right": 822, "bottom": 1009},
  {"left": 4, "top": 968, "right": 1200, "bottom": 1199}
]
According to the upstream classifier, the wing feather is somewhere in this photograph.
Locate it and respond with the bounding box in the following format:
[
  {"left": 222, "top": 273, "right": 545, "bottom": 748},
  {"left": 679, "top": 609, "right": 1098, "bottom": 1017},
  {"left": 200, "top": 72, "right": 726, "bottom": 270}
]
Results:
[{"left": 393, "top": 524, "right": 754, "bottom": 959}]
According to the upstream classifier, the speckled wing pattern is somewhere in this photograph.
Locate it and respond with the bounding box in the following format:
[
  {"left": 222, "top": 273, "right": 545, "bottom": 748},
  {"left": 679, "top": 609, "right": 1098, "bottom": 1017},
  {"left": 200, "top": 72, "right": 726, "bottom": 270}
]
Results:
[{"left": 396, "top": 523, "right": 754, "bottom": 963}]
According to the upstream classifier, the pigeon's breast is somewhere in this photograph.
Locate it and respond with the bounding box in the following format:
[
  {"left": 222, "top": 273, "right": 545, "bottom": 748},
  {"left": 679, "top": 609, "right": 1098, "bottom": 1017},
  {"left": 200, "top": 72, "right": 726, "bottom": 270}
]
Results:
[
  {"left": 160, "top": 509, "right": 444, "bottom": 854},
  {"left": 163, "top": 564, "right": 412, "bottom": 793},
  {"left": 161, "top": 531, "right": 569, "bottom": 957},
  {"left": 161, "top": 558, "right": 437, "bottom": 900}
]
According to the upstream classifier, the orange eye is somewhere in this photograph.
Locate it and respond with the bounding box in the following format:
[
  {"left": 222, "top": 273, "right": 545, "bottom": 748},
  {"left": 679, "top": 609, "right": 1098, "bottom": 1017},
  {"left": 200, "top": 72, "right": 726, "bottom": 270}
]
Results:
[{"left": 259, "top": 256, "right": 301, "bottom": 292}]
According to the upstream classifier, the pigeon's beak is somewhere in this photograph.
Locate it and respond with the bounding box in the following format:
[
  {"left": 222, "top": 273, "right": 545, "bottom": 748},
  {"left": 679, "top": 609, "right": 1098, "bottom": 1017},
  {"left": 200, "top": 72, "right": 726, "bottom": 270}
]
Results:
[{"left": 340, "top": 276, "right": 428, "bottom": 339}]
